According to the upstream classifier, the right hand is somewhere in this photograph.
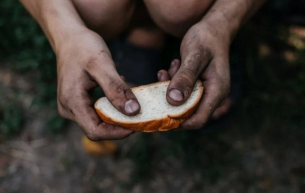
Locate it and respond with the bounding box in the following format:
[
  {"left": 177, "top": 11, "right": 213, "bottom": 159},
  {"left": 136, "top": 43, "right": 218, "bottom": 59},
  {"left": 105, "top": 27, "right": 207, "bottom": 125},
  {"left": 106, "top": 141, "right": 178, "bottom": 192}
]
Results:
[{"left": 56, "top": 29, "right": 140, "bottom": 141}]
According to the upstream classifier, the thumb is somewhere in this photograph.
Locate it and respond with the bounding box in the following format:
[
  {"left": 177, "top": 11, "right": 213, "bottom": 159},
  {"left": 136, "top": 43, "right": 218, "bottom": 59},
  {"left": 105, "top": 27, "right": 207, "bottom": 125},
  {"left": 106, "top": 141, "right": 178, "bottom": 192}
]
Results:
[
  {"left": 88, "top": 61, "right": 140, "bottom": 116},
  {"left": 167, "top": 50, "right": 211, "bottom": 106}
]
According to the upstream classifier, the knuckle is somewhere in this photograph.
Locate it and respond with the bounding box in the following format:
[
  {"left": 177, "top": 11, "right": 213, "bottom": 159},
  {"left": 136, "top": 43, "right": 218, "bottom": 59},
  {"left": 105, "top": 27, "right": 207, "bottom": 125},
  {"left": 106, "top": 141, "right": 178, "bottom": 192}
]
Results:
[
  {"left": 185, "top": 46, "right": 213, "bottom": 67},
  {"left": 181, "top": 68, "right": 197, "bottom": 80},
  {"left": 57, "top": 100, "right": 72, "bottom": 119},
  {"left": 84, "top": 129, "right": 101, "bottom": 141},
  {"left": 57, "top": 81, "right": 77, "bottom": 108},
  {"left": 57, "top": 106, "right": 66, "bottom": 118},
  {"left": 57, "top": 86, "right": 79, "bottom": 118},
  {"left": 58, "top": 92, "right": 70, "bottom": 108},
  {"left": 177, "top": 70, "right": 195, "bottom": 89},
  {"left": 84, "top": 55, "right": 99, "bottom": 72},
  {"left": 114, "top": 83, "right": 127, "bottom": 94},
  {"left": 108, "top": 78, "right": 128, "bottom": 97}
]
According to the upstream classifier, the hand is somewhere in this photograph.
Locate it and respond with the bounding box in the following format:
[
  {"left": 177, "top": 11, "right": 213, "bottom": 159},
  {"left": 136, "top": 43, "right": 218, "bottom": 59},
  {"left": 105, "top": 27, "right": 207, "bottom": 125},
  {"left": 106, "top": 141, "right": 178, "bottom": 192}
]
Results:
[
  {"left": 56, "top": 29, "right": 140, "bottom": 140},
  {"left": 158, "top": 23, "right": 231, "bottom": 129}
]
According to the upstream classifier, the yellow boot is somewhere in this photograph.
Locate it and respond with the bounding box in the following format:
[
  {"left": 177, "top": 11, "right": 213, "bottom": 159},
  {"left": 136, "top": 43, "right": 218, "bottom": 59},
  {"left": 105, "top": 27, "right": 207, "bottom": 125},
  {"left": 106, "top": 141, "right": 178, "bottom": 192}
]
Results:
[{"left": 82, "top": 136, "right": 118, "bottom": 156}]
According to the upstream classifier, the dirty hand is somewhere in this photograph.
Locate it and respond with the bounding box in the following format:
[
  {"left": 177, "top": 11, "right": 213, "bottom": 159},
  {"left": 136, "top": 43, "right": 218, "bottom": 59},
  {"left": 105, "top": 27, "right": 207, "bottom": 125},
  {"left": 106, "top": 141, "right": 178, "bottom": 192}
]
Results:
[
  {"left": 56, "top": 29, "right": 140, "bottom": 140},
  {"left": 158, "top": 23, "right": 231, "bottom": 129}
]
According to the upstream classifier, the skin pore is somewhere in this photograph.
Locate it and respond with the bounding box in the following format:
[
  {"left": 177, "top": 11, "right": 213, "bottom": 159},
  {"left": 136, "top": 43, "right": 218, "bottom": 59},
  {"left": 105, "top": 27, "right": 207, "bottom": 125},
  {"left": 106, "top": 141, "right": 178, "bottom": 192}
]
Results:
[{"left": 20, "top": 0, "right": 266, "bottom": 140}]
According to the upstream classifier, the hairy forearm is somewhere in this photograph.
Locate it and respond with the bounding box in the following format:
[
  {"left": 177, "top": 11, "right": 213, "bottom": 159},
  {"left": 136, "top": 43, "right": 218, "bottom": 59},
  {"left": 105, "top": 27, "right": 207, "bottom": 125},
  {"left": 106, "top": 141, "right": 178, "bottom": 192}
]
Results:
[
  {"left": 19, "top": 0, "right": 86, "bottom": 51},
  {"left": 202, "top": 0, "right": 266, "bottom": 42}
]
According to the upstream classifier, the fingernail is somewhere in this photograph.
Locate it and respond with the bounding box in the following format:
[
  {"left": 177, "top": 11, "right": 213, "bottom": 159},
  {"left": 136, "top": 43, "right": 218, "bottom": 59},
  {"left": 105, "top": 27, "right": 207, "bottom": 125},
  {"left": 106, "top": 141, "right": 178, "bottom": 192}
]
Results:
[
  {"left": 157, "top": 71, "right": 162, "bottom": 80},
  {"left": 125, "top": 99, "right": 140, "bottom": 114},
  {"left": 169, "top": 89, "right": 184, "bottom": 101},
  {"left": 171, "top": 60, "right": 177, "bottom": 68}
]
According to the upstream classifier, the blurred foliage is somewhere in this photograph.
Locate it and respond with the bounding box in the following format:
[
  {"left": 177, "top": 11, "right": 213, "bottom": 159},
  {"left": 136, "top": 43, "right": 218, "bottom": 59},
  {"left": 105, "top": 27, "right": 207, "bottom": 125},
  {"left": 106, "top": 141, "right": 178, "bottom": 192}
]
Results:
[
  {"left": 0, "top": 0, "right": 56, "bottom": 96},
  {"left": 0, "top": 0, "right": 63, "bottom": 136}
]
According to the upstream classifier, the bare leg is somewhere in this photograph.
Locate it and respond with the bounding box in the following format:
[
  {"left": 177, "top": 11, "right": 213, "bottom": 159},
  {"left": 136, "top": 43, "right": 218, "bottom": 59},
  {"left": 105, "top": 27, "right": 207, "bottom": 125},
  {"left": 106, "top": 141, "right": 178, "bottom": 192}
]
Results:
[
  {"left": 127, "top": 27, "right": 165, "bottom": 49},
  {"left": 144, "top": 0, "right": 216, "bottom": 37},
  {"left": 73, "top": 0, "right": 135, "bottom": 39},
  {"left": 72, "top": 0, "right": 216, "bottom": 46},
  {"left": 126, "top": 1, "right": 165, "bottom": 49}
]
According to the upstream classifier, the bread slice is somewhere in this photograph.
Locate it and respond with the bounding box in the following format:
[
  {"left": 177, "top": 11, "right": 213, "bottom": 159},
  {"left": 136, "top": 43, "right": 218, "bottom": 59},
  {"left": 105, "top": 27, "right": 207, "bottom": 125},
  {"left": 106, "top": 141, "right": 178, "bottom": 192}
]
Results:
[{"left": 95, "top": 80, "right": 203, "bottom": 132}]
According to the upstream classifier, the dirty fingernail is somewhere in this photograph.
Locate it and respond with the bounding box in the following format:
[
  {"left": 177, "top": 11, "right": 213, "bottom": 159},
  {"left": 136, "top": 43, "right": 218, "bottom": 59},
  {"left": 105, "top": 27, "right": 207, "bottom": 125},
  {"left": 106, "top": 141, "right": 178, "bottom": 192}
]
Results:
[
  {"left": 171, "top": 60, "right": 177, "bottom": 67},
  {"left": 125, "top": 99, "right": 140, "bottom": 114},
  {"left": 157, "top": 71, "right": 162, "bottom": 80},
  {"left": 169, "top": 89, "right": 184, "bottom": 101}
]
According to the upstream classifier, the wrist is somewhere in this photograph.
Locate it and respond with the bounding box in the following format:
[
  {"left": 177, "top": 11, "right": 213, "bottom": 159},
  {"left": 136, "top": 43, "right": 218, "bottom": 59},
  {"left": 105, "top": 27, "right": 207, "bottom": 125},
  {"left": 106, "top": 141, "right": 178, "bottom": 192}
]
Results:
[
  {"left": 201, "top": 13, "right": 240, "bottom": 44},
  {"left": 199, "top": 0, "right": 266, "bottom": 43},
  {"left": 42, "top": 19, "right": 87, "bottom": 52},
  {"left": 52, "top": 27, "right": 92, "bottom": 54},
  {"left": 34, "top": 0, "right": 88, "bottom": 51}
]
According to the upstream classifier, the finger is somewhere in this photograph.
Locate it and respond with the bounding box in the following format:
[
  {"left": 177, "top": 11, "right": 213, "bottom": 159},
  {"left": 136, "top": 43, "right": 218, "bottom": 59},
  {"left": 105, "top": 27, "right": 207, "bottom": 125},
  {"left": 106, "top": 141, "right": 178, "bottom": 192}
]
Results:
[
  {"left": 167, "top": 49, "right": 212, "bottom": 106},
  {"left": 120, "top": 75, "right": 125, "bottom": 81},
  {"left": 211, "top": 98, "right": 232, "bottom": 119},
  {"left": 181, "top": 62, "right": 230, "bottom": 129},
  {"left": 70, "top": 91, "right": 133, "bottom": 140},
  {"left": 57, "top": 71, "right": 98, "bottom": 121},
  {"left": 157, "top": 59, "right": 181, "bottom": 82},
  {"left": 181, "top": 83, "right": 224, "bottom": 129},
  {"left": 157, "top": 70, "right": 171, "bottom": 81},
  {"left": 78, "top": 106, "right": 133, "bottom": 141},
  {"left": 86, "top": 59, "right": 140, "bottom": 116},
  {"left": 168, "top": 59, "right": 181, "bottom": 78},
  {"left": 58, "top": 99, "right": 74, "bottom": 120}
]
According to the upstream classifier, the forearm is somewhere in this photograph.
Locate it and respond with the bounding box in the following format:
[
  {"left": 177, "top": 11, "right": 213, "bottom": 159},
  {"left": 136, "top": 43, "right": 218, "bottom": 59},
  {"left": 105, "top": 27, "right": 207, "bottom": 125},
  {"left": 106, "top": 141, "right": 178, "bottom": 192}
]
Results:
[
  {"left": 201, "top": 0, "right": 266, "bottom": 42},
  {"left": 20, "top": 0, "right": 87, "bottom": 51}
]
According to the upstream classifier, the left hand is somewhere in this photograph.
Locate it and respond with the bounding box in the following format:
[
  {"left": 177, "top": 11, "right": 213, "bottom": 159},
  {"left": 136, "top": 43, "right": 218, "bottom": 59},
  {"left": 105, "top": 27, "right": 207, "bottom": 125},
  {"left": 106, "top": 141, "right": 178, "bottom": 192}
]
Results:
[{"left": 158, "top": 23, "right": 231, "bottom": 129}]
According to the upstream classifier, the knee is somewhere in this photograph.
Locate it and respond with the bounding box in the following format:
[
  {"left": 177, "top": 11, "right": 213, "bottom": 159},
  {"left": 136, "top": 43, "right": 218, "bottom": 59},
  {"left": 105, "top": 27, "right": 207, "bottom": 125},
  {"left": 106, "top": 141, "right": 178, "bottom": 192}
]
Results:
[
  {"left": 145, "top": 0, "right": 215, "bottom": 37},
  {"left": 73, "top": 0, "right": 135, "bottom": 39}
]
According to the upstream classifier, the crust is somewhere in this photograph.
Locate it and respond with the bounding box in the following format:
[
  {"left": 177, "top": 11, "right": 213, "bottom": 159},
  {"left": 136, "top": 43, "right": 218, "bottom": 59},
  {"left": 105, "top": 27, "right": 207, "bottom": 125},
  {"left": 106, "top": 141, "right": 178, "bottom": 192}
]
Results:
[{"left": 95, "top": 80, "right": 204, "bottom": 132}]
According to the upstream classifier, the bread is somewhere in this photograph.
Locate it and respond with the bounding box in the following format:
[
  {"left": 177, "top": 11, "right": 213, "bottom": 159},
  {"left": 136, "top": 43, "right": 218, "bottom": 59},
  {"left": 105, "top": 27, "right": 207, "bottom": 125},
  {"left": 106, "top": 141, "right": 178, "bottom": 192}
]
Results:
[{"left": 95, "top": 80, "right": 203, "bottom": 132}]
